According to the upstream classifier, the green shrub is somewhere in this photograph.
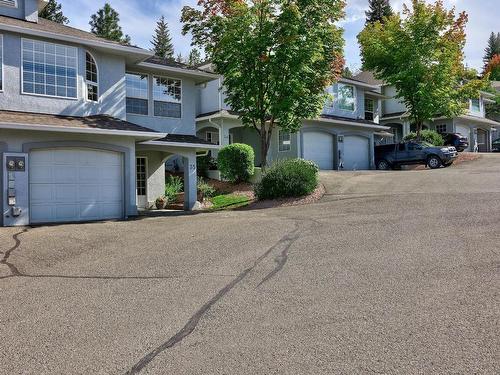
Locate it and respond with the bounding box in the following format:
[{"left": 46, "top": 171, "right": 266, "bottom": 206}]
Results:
[
  {"left": 255, "top": 159, "right": 319, "bottom": 200},
  {"left": 165, "top": 175, "right": 183, "bottom": 202},
  {"left": 403, "top": 129, "right": 444, "bottom": 146},
  {"left": 217, "top": 143, "right": 254, "bottom": 183},
  {"left": 197, "top": 177, "right": 216, "bottom": 199}
]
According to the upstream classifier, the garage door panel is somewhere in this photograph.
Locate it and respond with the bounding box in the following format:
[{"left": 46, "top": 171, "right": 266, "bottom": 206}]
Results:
[
  {"left": 303, "top": 132, "right": 334, "bottom": 170},
  {"left": 343, "top": 136, "right": 370, "bottom": 170},
  {"left": 30, "top": 148, "right": 124, "bottom": 223}
]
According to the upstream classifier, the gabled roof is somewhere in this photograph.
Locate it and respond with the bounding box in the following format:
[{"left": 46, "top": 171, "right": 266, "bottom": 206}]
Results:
[
  {"left": 353, "top": 71, "right": 385, "bottom": 86},
  {"left": 0, "top": 110, "right": 164, "bottom": 139},
  {"left": 144, "top": 57, "right": 214, "bottom": 75}
]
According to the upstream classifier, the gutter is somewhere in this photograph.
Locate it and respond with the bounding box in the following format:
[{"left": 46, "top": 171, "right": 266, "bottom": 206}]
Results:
[
  {"left": 314, "top": 117, "right": 391, "bottom": 131},
  {"left": 139, "top": 140, "right": 221, "bottom": 149},
  {"left": 137, "top": 62, "right": 219, "bottom": 81}
]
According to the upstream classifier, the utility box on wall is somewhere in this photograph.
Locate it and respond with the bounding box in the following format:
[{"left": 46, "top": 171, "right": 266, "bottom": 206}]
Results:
[{"left": 3, "top": 153, "right": 29, "bottom": 227}]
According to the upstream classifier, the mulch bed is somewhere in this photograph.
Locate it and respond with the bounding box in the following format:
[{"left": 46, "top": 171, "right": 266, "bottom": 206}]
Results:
[{"left": 243, "top": 184, "right": 326, "bottom": 210}]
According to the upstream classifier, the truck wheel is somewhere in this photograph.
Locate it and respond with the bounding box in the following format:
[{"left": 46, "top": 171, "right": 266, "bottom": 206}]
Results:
[
  {"left": 427, "top": 155, "right": 442, "bottom": 169},
  {"left": 377, "top": 160, "right": 391, "bottom": 170}
]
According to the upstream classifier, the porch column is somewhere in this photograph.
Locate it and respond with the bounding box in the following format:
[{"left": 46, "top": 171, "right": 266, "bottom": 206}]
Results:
[
  {"left": 220, "top": 124, "right": 231, "bottom": 146},
  {"left": 402, "top": 121, "right": 411, "bottom": 137},
  {"left": 183, "top": 152, "right": 198, "bottom": 210}
]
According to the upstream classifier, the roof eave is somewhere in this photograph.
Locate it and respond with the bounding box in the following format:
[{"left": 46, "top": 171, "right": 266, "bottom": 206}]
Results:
[
  {"left": 338, "top": 78, "right": 380, "bottom": 90},
  {"left": 0, "top": 122, "right": 166, "bottom": 140},
  {"left": 196, "top": 111, "right": 239, "bottom": 122},
  {"left": 314, "top": 117, "right": 390, "bottom": 130},
  {"left": 137, "top": 62, "right": 219, "bottom": 83},
  {"left": 138, "top": 140, "right": 221, "bottom": 150}
]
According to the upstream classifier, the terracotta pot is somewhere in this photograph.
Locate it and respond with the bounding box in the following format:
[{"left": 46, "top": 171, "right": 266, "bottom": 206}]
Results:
[{"left": 155, "top": 199, "right": 166, "bottom": 209}]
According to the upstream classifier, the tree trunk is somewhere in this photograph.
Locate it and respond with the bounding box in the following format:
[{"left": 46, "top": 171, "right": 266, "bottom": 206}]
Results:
[
  {"left": 259, "top": 120, "right": 272, "bottom": 171},
  {"left": 415, "top": 121, "right": 423, "bottom": 141}
]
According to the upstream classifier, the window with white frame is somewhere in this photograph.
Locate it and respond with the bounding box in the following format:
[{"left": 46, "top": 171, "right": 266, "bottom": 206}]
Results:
[
  {"left": 0, "top": 35, "right": 3, "bottom": 91},
  {"left": 136, "top": 157, "right": 147, "bottom": 196},
  {"left": 85, "top": 52, "right": 98, "bottom": 102},
  {"left": 126, "top": 72, "right": 149, "bottom": 115},
  {"left": 153, "top": 76, "right": 181, "bottom": 118},
  {"left": 206, "top": 131, "right": 219, "bottom": 145},
  {"left": 470, "top": 98, "right": 481, "bottom": 113},
  {"left": 436, "top": 124, "right": 447, "bottom": 134},
  {"left": 365, "top": 97, "right": 374, "bottom": 121},
  {"left": 278, "top": 130, "right": 291, "bottom": 152},
  {"left": 338, "top": 84, "right": 356, "bottom": 111},
  {"left": 22, "top": 39, "right": 78, "bottom": 98}
]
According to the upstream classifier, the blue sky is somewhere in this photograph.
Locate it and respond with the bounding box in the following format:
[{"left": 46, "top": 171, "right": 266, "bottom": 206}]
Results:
[{"left": 59, "top": 0, "right": 498, "bottom": 71}]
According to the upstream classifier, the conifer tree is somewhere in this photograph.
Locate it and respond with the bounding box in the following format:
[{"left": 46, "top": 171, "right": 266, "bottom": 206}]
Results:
[
  {"left": 89, "top": 3, "right": 131, "bottom": 44},
  {"left": 151, "top": 16, "right": 175, "bottom": 59}
]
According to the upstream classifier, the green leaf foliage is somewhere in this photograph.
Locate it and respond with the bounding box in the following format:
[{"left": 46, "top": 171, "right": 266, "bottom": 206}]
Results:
[
  {"left": 358, "top": 0, "right": 487, "bottom": 136},
  {"left": 255, "top": 159, "right": 318, "bottom": 200},
  {"left": 39, "top": 0, "right": 69, "bottom": 24},
  {"left": 217, "top": 143, "right": 255, "bottom": 183},
  {"left": 89, "top": 3, "right": 131, "bottom": 44},
  {"left": 403, "top": 129, "right": 444, "bottom": 146},
  {"left": 181, "top": 0, "right": 345, "bottom": 168}
]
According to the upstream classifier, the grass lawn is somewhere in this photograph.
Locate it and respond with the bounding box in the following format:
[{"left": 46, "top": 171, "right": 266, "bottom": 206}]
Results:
[{"left": 210, "top": 194, "right": 251, "bottom": 210}]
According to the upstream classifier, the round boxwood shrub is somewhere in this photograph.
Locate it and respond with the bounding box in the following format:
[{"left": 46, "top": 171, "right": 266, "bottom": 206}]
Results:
[
  {"left": 403, "top": 129, "right": 444, "bottom": 146},
  {"left": 217, "top": 143, "right": 255, "bottom": 183},
  {"left": 255, "top": 159, "right": 319, "bottom": 200}
]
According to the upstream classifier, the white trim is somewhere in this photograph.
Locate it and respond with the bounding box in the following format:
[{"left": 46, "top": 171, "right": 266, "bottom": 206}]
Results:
[
  {"left": 85, "top": 50, "right": 99, "bottom": 102},
  {"left": 0, "top": 34, "right": 3, "bottom": 92},
  {"left": 20, "top": 37, "right": 79, "bottom": 100},
  {"left": 195, "top": 110, "right": 239, "bottom": 122},
  {"left": 140, "top": 140, "right": 221, "bottom": 149},
  {"left": 205, "top": 130, "right": 219, "bottom": 145},
  {"left": 339, "top": 77, "right": 379, "bottom": 90},
  {"left": 381, "top": 112, "right": 410, "bottom": 121},
  {"left": 0, "top": 121, "right": 167, "bottom": 138},
  {"left": 337, "top": 83, "right": 356, "bottom": 112},
  {"left": 135, "top": 156, "right": 148, "bottom": 206},
  {"left": 152, "top": 74, "right": 182, "bottom": 119},
  {"left": 314, "top": 117, "right": 390, "bottom": 130},
  {"left": 0, "top": 23, "right": 153, "bottom": 59},
  {"left": 137, "top": 62, "right": 218, "bottom": 80}
]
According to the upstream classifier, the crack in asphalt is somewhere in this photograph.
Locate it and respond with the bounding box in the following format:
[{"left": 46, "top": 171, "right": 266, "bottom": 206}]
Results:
[
  {"left": 124, "top": 220, "right": 304, "bottom": 374},
  {"left": 0, "top": 229, "right": 28, "bottom": 277}
]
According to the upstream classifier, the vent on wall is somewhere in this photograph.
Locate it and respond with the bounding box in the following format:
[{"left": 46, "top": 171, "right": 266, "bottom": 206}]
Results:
[{"left": 0, "top": 0, "right": 17, "bottom": 7}]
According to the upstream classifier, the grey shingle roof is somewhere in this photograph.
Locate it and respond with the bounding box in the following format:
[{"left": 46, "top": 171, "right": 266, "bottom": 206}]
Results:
[
  {"left": 144, "top": 57, "right": 214, "bottom": 75},
  {"left": 320, "top": 114, "right": 379, "bottom": 126},
  {"left": 156, "top": 134, "right": 216, "bottom": 145},
  {"left": 353, "top": 71, "right": 385, "bottom": 86},
  {"left": 0, "top": 110, "right": 159, "bottom": 133}
]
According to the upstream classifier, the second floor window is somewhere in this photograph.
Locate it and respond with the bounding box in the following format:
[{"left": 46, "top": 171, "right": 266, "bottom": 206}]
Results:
[
  {"left": 126, "top": 72, "right": 149, "bottom": 115},
  {"left": 278, "top": 130, "right": 291, "bottom": 152},
  {"left": 153, "top": 76, "right": 182, "bottom": 118},
  {"left": 22, "top": 39, "right": 77, "bottom": 98},
  {"left": 338, "top": 84, "right": 356, "bottom": 112},
  {"left": 470, "top": 98, "right": 481, "bottom": 113},
  {"left": 85, "top": 52, "right": 98, "bottom": 102},
  {"left": 365, "top": 98, "right": 374, "bottom": 121}
]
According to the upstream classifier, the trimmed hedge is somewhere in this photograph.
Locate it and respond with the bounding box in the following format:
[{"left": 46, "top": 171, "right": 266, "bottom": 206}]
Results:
[
  {"left": 217, "top": 143, "right": 255, "bottom": 183},
  {"left": 255, "top": 159, "right": 319, "bottom": 200},
  {"left": 403, "top": 129, "right": 444, "bottom": 146}
]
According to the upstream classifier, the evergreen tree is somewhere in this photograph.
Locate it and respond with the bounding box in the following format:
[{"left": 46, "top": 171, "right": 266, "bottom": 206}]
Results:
[
  {"left": 39, "top": 0, "right": 69, "bottom": 24},
  {"left": 483, "top": 32, "right": 500, "bottom": 67},
  {"left": 187, "top": 48, "right": 202, "bottom": 66},
  {"left": 175, "top": 53, "right": 184, "bottom": 64},
  {"left": 365, "top": 0, "right": 393, "bottom": 25},
  {"left": 151, "top": 16, "right": 174, "bottom": 59},
  {"left": 342, "top": 66, "right": 353, "bottom": 78},
  {"left": 89, "top": 3, "right": 131, "bottom": 44}
]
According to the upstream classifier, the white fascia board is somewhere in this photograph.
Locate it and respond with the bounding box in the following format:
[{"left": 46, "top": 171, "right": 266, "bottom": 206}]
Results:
[
  {"left": 140, "top": 140, "right": 221, "bottom": 149},
  {"left": 381, "top": 113, "right": 410, "bottom": 121},
  {"left": 137, "top": 62, "right": 219, "bottom": 81},
  {"left": 365, "top": 91, "right": 389, "bottom": 99},
  {"left": 195, "top": 111, "right": 239, "bottom": 122},
  {"left": 338, "top": 78, "right": 380, "bottom": 90},
  {"left": 314, "top": 117, "right": 390, "bottom": 130},
  {"left": 0, "top": 122, "right": 166, "bottom": 139},
  {"left": 457, "top": 115, "right": 500, "bottom": 127},
  {"left": 0, "top": 23, "right": 153, "bottom": 60}
]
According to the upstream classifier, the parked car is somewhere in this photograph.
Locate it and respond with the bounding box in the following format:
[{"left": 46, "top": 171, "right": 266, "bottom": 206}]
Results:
[
  {"left": 375, "top": 141, "right": 458, "bottom": 170},
  {"left": 442, "top": 133, "right": 469, "bottom": 152},
  {"left": 493, "top": 138, "right": 500, "bottom": 152}
]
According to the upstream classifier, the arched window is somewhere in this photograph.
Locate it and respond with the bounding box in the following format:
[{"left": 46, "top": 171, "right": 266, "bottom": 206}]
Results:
[{"left": 85, "top": 52, "right": 98, "bottom": 102}]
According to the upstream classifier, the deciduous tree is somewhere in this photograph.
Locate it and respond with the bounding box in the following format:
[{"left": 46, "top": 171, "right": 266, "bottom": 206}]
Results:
[
  {"left": 485, "top": 55, "right": 500, "bottom": 81},
  {"left": 358, "top": 0, "right": 485, "bottom": 138},
  {"left": 89, "top": 3, "right": 130, "bottom": 44},
  {"left": 182, "top": 0, "right": 345, "bottom": 168}
]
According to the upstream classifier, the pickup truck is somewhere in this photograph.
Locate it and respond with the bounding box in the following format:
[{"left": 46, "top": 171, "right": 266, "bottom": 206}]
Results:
[{"left": 375, "top": 141, "right": 458, "bottom": 170}]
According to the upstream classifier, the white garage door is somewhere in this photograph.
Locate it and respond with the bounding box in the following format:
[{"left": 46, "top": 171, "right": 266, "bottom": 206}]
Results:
[
  {"left": 30, "top": 148, "right": 124, "bottom": 224},
  {"left": 343, "top": 135, "right": 370, "bottom": 170},
  {"left": 303, "top": 131, "right": 334, "bottom": 170}
]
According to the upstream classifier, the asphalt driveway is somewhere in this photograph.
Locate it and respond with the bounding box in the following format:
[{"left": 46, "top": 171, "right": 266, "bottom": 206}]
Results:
[{"left": 1, "top": 155, "right": 499, "bottom": 374}]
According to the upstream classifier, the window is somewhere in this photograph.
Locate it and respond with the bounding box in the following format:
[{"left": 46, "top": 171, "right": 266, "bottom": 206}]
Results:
[
  {"left": 436, "top": 124, "right": 447, "bottom": 134},
  {"left": 85, "top": 52, "right": 98, "bottom": 102},
  {"left": 338, "top": 84, "right": 356, "bottom": 111},
  {"left": 206, "top": 131, "right": 219, "bottom": 145},
  {"left": 278, "top": 130, "right": 291, "bottom": 152},
  {"left": 0, "top": 35, "right": 3, "bottom": 91},
  {"left": 136, "top": 157, "right": 147, "bottom": 196},
  {"left": 22, "top": 39, "right": 77, "bottom": 98},
  {"left": 470, "top": 98, "right": 481, "bottom": 113},
  {"left": 365, "top": 98, "right": 374, "bottom": 121},
  {"left": 126, "top": 73, "right": 149, "bottom": 115},
  {"left": 0, "top": 0, "right": 17, "bottom": 8},
  {"left": 153, "top": 76, "right": 181, "bottom": 118}
]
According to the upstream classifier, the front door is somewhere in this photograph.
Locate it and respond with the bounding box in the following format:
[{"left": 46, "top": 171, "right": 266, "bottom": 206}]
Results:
[
  {"left": 136, "top": 157, "right": 147, "bottom": 209},
  {"left": 477, "top": 129, "right": 488, "bottom": 152}
]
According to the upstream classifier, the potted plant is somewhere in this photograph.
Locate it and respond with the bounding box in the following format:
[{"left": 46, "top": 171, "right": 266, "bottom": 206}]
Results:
[{"left": 155, "top": 196, "right": 167, "bottom": 209}]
